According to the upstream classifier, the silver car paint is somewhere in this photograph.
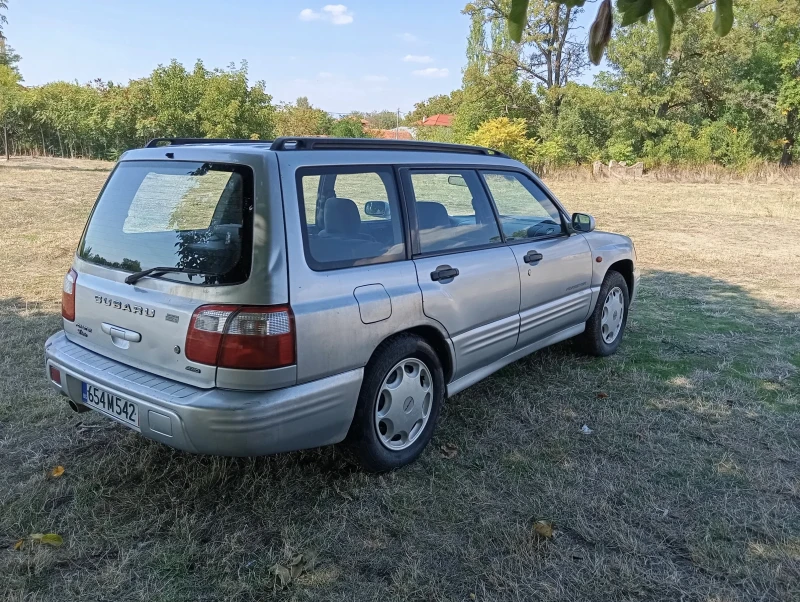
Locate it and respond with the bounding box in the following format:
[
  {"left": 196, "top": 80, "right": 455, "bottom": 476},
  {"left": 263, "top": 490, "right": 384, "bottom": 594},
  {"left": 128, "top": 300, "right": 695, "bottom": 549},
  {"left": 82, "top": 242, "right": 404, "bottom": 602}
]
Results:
[
  {"left": 508, "top": 235, "right": 594, "bottom": 348},
  {"left": 46, "top": 331, "right": 361, "bottom": 456},
  {"left": 46, "top": 144, "right": 637, "bottom": 457},
  {"left": 413, "top": 247, "right": 521, "bottom": 379},
  {"left": 67, "top": 146, "right": 290, "bottom": 391}
]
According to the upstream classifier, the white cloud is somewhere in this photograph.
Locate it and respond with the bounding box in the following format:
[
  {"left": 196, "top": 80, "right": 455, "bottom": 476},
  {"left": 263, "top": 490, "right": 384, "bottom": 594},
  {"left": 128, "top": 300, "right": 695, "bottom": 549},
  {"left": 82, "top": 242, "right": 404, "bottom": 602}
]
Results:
[
  {"left": 403, "top": 54, "right": 433, "bottom": 64},
  {"left": 300, "top": 5, "right": 354, "bottom": 25},
  {"left": 299, "top": 8, "right": 321, "bottom": 21},
  {"left": 397, "top": 32, "right": 419, "bottom": 43},
  {"left": 363, "top": 75, "right": 389, "bottom": 82},
  {"left": 318, "top": 71, "right": 334, "bottom": 79},
  {"left": 323, "top": 4, "right": 354, "bottom": 24},
  {"left": 412, "top": 67, "right": 449, "bottom": 78}
]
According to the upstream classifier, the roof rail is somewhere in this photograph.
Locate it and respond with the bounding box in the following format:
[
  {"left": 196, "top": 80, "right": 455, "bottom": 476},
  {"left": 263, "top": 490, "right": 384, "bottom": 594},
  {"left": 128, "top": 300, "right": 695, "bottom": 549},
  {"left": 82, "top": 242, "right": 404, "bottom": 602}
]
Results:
[
  {"left": 269, "top": 137, "right": 510, "bottom": 158},
  {"left": 145, "top": 138, "right": 272, "bottom": 148}
]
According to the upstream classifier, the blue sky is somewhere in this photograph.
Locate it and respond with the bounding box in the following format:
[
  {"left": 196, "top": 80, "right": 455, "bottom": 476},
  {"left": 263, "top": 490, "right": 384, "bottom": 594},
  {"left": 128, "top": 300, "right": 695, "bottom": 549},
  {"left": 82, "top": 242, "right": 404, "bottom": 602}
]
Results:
[{"left": 6, "top": 0, "right": 601, "bottom": 113}]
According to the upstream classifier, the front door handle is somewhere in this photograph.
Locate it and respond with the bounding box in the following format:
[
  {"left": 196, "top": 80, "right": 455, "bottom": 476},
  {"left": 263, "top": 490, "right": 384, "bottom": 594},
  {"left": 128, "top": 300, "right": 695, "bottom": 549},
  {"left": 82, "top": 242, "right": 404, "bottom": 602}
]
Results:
[
  {"left": 430, "top": 265, "right": 460, "bottom": 282},
  {"left": 524, "top": 250, "right": 544, "bottom": 264}
]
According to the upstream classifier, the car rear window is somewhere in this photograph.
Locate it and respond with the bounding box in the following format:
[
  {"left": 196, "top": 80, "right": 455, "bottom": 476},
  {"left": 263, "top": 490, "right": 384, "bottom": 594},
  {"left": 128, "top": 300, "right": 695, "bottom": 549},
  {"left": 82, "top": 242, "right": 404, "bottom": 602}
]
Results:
[{"left": 78, "top": 161, "right": 253, "bottom": 285}]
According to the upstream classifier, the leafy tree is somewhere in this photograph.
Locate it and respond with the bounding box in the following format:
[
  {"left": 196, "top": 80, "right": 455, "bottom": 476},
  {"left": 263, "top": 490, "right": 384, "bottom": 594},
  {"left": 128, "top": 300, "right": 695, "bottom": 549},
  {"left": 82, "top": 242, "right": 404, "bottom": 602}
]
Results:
[
  {"left": 0, "top": 59, "right": 276, "bottom": 159},
  {"left": 468, "top": 116, "right": 536, "bottom": 161},
  {"left": 0, "top": 0, "right": 20, "bottom": 73},
  {"left": 404, "top": 91, "right": 462, "bottom": 124},
  {"left": 0, "top": 40, "right": 19, "bottom": 71},
  {"left": 465, "top": 0, "right": 588, "bottom": 90},
  {"left": 415, "top": 125, "right": 456, "bottom": 143},
  {"left": 275, "top": 97, "right": 332, "bottom": 136},
  {"left": 358, "top": 110, "right": 399, "bottom": 130},
  {"left": 506, "top": 0, "right": 737, "bottom": 64},
  {"left": 330, "top": 117, "right": 368, "bottom": 138},
  {"left": 537, "top": 83, "right": 615, "bottom": 162},
  {"left": 0, "top": 63, "right": 20, "bottom": 159},
  {"left": 454, "top": 9, "right": 540, "bottom": 141},
  {"left": 0, "top": 0, "right": 8, "bottom": 40}
]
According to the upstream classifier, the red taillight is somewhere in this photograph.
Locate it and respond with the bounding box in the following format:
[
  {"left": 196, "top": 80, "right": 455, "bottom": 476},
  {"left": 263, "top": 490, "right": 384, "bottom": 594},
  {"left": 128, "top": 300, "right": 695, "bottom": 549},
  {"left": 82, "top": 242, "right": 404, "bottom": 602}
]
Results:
[
  {"left": 49, "top": 365, "right": 62, "bottom": 386},
  {"left": 185, "top": 305, "right": 295, "bottom": 370},
  {"left": 62, "top": 268, "right": 77, "bottom": 322}
]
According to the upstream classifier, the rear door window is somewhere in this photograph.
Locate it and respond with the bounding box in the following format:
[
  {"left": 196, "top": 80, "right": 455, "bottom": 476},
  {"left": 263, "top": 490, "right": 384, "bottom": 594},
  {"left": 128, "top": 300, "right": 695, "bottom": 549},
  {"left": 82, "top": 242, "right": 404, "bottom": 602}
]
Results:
[
  {"left": 296, "top": 166, "right": 406, "bottom": 270},
  {"left": 78, "top": 161, "right": 253, "bottom": 285}
]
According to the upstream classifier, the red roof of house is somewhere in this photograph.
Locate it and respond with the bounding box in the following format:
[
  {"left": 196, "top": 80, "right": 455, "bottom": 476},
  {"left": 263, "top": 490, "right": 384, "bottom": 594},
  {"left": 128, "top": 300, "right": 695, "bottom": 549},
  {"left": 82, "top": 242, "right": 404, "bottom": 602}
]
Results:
[
  {"left": 370, "top": 129, "right": 414, "bottom": 140},
  {"left": 420, "top": 114, "right": 453, "bottom": 127}
]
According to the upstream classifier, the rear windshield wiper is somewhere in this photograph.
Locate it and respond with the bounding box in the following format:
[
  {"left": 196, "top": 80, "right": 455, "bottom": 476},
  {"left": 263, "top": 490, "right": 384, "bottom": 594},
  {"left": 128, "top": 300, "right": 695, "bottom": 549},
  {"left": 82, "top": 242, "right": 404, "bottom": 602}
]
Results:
[{"left": 124, "top": 266, "right": 212, "bottom": 285}]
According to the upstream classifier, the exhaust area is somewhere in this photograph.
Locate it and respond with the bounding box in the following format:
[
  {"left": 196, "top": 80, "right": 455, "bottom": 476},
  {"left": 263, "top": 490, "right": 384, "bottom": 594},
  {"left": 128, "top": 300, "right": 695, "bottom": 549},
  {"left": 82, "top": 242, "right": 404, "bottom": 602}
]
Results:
[{"left": 67, "top": 399, "right": 91, "bottom": 413}]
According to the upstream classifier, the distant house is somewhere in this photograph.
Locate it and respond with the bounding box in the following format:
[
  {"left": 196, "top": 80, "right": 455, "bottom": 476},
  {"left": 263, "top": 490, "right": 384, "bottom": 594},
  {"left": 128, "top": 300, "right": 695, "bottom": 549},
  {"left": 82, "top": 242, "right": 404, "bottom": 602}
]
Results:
[{"left": 419, "top": 114, "right": 453, "bottom": 127}]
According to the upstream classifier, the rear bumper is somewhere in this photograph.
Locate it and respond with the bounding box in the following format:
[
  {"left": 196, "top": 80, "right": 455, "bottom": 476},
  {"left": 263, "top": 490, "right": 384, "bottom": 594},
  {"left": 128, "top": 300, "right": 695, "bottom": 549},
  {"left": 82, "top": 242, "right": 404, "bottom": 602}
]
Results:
[{"left": 44, "top": 331, "right": 362, "bottom": 456}]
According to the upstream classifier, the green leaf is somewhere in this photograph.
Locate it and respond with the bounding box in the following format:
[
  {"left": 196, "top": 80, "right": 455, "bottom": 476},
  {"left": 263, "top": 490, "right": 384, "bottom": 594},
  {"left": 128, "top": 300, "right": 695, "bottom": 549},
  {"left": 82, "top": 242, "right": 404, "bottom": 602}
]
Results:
[
  {"left": 39, "top": 533, "right": 63, "bottom": 547},
  {"left": 559, "top": 0, "right": 588, "bottom": 6},
  {"left": 713, "top": 0, "right": 733, "bottom": 36},
  {"left": 588, "top": 0, "right": 614, "bottom": 66},
  {"left": 653, "top": 0, "right": 675, "bottom": 59},
  {"left": 618, "top": 0, "right": 653, "bottom": 27},
  {"left": 508, "top": 0, "right": 530, "bottom": 43},
  {"left": 673, "top": 0, "right": 704, "bottom": 16}
]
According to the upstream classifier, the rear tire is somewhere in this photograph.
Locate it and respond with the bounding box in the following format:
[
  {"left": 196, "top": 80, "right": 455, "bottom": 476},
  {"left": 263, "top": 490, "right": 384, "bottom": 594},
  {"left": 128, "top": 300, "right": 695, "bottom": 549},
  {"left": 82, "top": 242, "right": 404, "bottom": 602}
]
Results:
[
  {"left": 347, "top": 334, "right": 444, "bottom": 472},
  {"left": 577, "top": 270, "right": 629, "bottom": 357}
]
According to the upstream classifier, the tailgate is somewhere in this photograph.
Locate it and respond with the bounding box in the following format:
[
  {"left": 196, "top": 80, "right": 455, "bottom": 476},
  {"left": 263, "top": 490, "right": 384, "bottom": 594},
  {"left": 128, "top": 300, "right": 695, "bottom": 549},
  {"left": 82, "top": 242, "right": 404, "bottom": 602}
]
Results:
[{"left": 66, "top": 272, "right": 216, "bottom": 388}]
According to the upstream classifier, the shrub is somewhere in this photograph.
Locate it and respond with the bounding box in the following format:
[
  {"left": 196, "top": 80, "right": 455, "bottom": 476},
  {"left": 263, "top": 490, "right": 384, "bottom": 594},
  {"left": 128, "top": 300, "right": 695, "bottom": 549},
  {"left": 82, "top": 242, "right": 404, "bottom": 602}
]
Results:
[{"left": 467, "top": 117, "right": 536, "bottom": 163}]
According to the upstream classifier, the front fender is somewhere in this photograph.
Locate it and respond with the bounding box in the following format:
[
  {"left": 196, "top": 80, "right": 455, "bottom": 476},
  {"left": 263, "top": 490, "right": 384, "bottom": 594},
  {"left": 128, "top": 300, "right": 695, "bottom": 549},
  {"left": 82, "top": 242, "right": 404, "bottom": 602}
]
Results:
[{"left": 581, "top": 231, "right": 639, "bottom": 307}]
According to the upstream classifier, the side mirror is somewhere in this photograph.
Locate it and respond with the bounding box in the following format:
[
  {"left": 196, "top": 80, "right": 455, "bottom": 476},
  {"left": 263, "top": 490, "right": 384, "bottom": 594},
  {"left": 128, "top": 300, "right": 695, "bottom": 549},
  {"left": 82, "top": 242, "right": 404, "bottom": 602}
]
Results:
[
  {"left": 572, "top": 213, "right": 596, "bottom": 233},
  {"left": 364, "top": 200, "right": 390, "bottom": 218},
  {"left": 447, "top": 175, "right": 468, "bottom": 187}
]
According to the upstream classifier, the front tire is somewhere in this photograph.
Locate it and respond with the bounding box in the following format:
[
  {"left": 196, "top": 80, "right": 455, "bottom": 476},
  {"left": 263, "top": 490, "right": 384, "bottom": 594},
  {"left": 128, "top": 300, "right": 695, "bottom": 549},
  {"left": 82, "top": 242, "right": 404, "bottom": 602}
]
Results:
[
  {"left": 347, "top": 334, "right": 445, "bottom": 472},
  {"left": 577, "top": 270, "right": 630, "bottom": 357}
]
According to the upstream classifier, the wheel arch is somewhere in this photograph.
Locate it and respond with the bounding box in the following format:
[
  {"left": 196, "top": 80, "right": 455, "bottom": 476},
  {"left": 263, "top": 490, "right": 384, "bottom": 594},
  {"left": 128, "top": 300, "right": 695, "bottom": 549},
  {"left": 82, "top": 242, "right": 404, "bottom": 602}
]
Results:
[
  {"left": 370, "top": 325, "right": 455, "bottom": 386},
  {"left": 606, "top": 259, "right": 634, "bottom": 296}
]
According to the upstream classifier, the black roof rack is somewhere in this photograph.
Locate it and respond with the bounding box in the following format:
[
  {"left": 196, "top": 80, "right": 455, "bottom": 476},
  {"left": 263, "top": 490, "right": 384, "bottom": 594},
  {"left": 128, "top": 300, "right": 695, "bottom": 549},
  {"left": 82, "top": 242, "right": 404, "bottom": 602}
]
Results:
[
  {"left": 268, "top": 137, "right": 510, "bottom": 158},
  {"left": 145, "top": 138, "right": 272, "bottom": 148}
]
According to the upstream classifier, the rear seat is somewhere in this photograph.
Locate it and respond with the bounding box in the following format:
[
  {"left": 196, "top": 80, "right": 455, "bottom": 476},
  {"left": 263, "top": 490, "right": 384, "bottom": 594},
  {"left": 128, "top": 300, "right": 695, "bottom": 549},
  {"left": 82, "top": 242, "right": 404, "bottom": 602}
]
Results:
[{"left": 309, "top": 197, "right": 386, "bottom": 263}]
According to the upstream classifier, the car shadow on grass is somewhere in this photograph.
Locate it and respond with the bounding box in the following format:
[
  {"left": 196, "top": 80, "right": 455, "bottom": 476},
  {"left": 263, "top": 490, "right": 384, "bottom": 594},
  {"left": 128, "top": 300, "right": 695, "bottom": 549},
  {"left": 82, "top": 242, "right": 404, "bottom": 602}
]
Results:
[{"left": 0, "top": 272, "right": 798, "bottom": 602}]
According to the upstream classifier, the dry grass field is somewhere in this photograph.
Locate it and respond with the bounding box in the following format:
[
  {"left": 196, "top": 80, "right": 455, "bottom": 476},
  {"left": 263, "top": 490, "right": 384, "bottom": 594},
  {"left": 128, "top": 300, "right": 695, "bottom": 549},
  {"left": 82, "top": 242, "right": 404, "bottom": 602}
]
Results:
[{"left": 1, "top": 157, "right": 798, "bottom": 602}]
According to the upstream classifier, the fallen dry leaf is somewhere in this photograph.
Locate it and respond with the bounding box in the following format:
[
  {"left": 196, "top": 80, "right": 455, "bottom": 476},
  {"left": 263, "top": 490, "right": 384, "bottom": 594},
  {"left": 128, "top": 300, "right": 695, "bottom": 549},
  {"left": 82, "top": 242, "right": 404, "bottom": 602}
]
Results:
[
  {"left": 272, "top": 563, "right": 291, "bottom": 587},
  {"left": 440, "top": 443, "right": 458, "bottom": 459},
  {"left": 303, "top": 549, "right": 318, "bottom": 571},
  {"left": 49, "top": 466, "right": 65, "bottom": 478},
  {"left": 596, "top": 392, "right": 609, "bottom": 398},
  {"left": 533, "top": 520, "right": 554, "bottom": 539},
  {"left": 13, "top": 539, "right": 24, "bottom": 551}
]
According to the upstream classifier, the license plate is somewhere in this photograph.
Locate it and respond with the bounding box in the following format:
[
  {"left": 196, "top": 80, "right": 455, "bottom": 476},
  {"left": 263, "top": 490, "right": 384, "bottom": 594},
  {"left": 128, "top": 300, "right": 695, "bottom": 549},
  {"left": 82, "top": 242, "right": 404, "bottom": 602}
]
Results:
[{"left": 81, "top": 383, "right": 139, "bottom": 428}]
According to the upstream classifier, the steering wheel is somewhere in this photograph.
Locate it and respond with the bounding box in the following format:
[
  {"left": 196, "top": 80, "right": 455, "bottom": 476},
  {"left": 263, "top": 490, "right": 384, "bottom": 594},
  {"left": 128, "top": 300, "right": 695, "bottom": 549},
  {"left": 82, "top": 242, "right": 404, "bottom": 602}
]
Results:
[{"left": 526, "top": 219, "right": 560, "bottom": 238}]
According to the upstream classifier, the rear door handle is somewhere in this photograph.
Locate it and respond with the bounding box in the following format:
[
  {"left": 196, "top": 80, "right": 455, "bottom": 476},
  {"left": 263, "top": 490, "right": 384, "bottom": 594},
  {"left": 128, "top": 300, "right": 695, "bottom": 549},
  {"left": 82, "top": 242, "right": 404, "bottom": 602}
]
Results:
[
  {"left": 524, "top": 250, "right": 544, "bottom": 264},
  {"left": 430, "top": 265, "right": 459, "bottom": 282}
]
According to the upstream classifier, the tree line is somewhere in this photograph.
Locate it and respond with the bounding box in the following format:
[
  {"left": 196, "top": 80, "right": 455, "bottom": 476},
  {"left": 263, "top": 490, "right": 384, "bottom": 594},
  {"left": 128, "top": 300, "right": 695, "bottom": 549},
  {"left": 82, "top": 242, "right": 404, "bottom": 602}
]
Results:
[
  {"left": 413, "top": 0, "right": 799, "bottom": 168},
  {"left": 0, "top": 0, "right": 798, "bottom": 168},
  {"left": 0, "top": 57, "right": 375, "bottom": 160}
]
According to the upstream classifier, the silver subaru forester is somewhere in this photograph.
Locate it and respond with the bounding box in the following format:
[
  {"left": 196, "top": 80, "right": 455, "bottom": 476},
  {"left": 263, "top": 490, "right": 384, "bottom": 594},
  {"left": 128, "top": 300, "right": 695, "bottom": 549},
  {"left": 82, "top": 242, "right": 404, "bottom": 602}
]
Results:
[{"left": 45, "top": 137, "right": 638, "bottom": 471}]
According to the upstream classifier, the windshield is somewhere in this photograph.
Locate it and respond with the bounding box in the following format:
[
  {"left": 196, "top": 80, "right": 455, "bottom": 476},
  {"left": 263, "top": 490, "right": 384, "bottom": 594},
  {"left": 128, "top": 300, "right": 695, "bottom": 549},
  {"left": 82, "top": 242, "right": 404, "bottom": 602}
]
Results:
[{"left": 78, "top": 160, "right": 253, "bottom": 285}]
